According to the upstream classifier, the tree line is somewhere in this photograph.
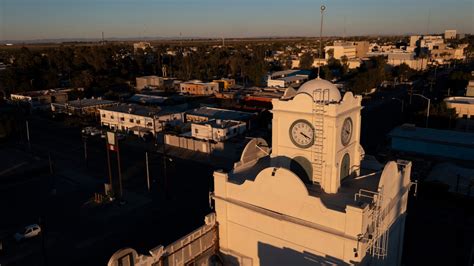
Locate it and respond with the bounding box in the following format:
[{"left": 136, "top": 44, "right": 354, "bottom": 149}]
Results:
[{"left": 0, "top": 43, "right": 276, "bottom": 97}]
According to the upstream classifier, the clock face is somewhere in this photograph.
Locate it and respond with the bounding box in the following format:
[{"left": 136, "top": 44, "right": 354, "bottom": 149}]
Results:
[
  {"left": 341, "top": 117, "right": 353, "bottom": 146},
  {"left": 289, "top": 119, "right": 315, "bottom": 149}
]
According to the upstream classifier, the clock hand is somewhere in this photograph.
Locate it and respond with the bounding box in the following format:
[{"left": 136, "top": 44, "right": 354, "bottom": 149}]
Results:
[{"left": 300, "top": 132, "right": 310, "bottom": 139}]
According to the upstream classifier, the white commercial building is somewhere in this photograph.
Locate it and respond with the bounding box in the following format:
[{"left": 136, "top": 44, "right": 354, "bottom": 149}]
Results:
[
  {"left": 325, "top": 42, "right": 357, "bottom": 60},
  {"left": 444, "top": 30, "right": 457, "bottom": 40},
  {"left": 420, "top": 36, "right": 444, "bottom": 51},
  {"left": 191, "top": 119, "right": 246, "bottom": 142},
  {"left": 409, "top": 35, "right": 421, "bottom": 47},
  {"left": 99, "top": 104, "right": 184, "bottom": 136},
  {"left": 387, "top": 52, "right": 428, "bottom": 70},
  {"left": 108, "top": 77, "right": 414, "bottom": 266}
]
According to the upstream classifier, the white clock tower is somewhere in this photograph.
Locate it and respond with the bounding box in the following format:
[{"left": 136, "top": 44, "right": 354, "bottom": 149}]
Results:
[{"left": 271, "top": 78, "right": 363, "bottom": 193}]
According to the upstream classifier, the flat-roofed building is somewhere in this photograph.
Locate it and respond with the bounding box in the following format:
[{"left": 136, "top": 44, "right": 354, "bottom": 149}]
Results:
[
  {"left": 409, "top": 35, "right": 421, "bottom": 47},
  {"left": 444, "top": 30, "right": 457, "bottom": 40},
  {"left": 185, "top": 107, "right": 256, "bottom": 125},
  {"left": 133, "top": 42, "right": 152, "bottom": 52},
  {"left": 191, "top": 119, "right": 246, "bottom": 142},
  {"left": 420, "top": 35, "right": 444, "bottom": 51},
  {"left": 10, "top": 89, "right": 68, "bottom": 110},
  {"left": 444, "top": 96, "right": 474, "bottom": 118},
  {"left": 180, "top": 80, "right": 219, "bottom": 95},
  {"left": 353, "top": 41, "right": 370, "bottom": 58},
  {"left": 267, "top": 69, "right": 310, "bottom": 88},
  {"left": 466, "top": 80, "right": 474, "bottom": 97},
  {"left": 381, "top": 51, "right": 428, "bottom": 70},
  {"left": 51, "top": 98, "right": 118, "bottom": 116},
  {"left": 431, "top": 47, "right": 465, "bottom": 62},
  {"left": 212, "top": 78, "right": 236, "bottom": 91},
  {"left": 325, "top": 42, "right": 357, "bottom": 60},
  {"left": 99, "top": 104, "right": 184, "bottom": 136},
  {"left": 136, "top": 76, "right": 164, "bottom": 90},
  {"left": 390, "top": 124, "right": 474, "bottom": 161}
]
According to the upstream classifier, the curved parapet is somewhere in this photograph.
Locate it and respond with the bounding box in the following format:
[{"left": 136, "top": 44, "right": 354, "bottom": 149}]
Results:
[
  {"left": 282, "top": 87, "right": 297, "bottom": 100},
  {"left": 233, "top": 138, "right": 270, "bottom": 170},
  {"left": 378, "top": 160, "right": 412, "bottom": 214},
  {"left": 107, "top": 248, "right": 142, "bottom": 266}
]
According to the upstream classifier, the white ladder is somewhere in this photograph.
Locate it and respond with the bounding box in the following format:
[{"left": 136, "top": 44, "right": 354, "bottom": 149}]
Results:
[{"left": 311, "top": 89, "right": 329, "bottom": 185}]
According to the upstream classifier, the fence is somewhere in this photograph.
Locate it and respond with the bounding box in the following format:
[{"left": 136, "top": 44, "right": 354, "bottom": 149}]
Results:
[{"left": 164, "top": 134, "right": 224, "bottom": 154}]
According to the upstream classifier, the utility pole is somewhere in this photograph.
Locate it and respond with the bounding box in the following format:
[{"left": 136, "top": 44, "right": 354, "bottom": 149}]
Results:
[
  {"left": 160, "top": 121, "right": 169, "bottom": 198},
  {"left": 83, "top": 135, "right": 88, "bottom": 165},
  {"left": 145, "top": 152, "right": 151, "bottom": 192},
  {"left": 106, "top": 140, "right": 113, "bottom": 190},
  {"left": 26, "top": 120, "right": 31, "bottom": 150},
  {"left": 48, "top": 152, "right": 54, "bottom": 175},
  {"left": 116, "top": 140, "right": 123, "bottom": 198}
]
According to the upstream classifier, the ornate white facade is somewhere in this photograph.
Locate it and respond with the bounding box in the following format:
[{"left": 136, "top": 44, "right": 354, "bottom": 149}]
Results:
[
  {"left": 108, "top": 77, "right": 414, "bottom": 266},
  {"left": 213, "top": 77, "right": 414, "bottom": 265}
]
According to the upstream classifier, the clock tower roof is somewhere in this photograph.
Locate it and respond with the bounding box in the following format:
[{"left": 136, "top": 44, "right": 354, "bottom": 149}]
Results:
[{"left": 297, "top": 77, "right": 341, "bottom": 103}]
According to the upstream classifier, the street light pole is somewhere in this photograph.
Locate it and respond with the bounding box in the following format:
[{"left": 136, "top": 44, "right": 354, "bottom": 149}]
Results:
[{"left": 413, "top": 94, "right": 430, "bottom": 128}]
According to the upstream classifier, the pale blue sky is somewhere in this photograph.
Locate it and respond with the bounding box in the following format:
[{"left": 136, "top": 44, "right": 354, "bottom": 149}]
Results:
[{"left": 1, "top": 0, "right": 473, "bottom": 40}]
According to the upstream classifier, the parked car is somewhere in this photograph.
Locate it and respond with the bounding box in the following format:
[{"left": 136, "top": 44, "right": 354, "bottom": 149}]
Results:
[
  {"left": 116, "top": 133, "right": 126, "bottom": 140},
  {"left": 82, "top": 126, "right": 103, "bottom": 136},
  {"left": 14, "top": 224, "right": 41, "bottom": 242}
]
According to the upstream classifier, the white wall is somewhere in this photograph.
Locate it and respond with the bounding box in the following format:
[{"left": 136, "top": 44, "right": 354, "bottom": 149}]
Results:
[{"left": 191, "top": 120, "right": 246, "bottom": 141}]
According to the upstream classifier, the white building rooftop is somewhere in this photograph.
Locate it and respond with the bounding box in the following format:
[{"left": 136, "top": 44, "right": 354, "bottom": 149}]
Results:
[{"left": 227, "top": 154, "right": 384, "bottom": 212}]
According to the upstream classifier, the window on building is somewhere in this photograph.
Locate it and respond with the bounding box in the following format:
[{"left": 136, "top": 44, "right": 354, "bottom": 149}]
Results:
[
  {"left": 147, "top": 122, "right": 153, "bottom": 127},
  {"left": 136, "top": 120, "right": 141, "bottom": 124},
  {"left": 195, "top": 128, "right": 199, "bottom": 134},
  {"left": 129, "top": 118, "right": 134, "bottom": 123},
  {"left": 120, "top": 117, "right": 124, "bottom": 121},
  {"left": 110, "top": 115, "right": 114, "bottom": 119},
  {"left": 102, "top": 114, "right": 105, "bottom": 118}
]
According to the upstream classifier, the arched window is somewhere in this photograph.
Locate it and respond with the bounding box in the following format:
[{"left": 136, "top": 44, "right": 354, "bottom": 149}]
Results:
[
  {"left": 340, "top": 153, "right": 350, "bottom": 180},
  {"left": 290, "top": 156, "right": 312, "bottom": 184}
]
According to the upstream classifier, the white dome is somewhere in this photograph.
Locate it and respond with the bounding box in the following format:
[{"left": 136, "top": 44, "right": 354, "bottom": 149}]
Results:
[{"left": 297, "top": 78, "right": 341, "bottom": 102}]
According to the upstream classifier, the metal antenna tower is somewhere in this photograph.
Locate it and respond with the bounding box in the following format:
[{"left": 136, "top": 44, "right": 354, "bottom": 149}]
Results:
[{"left": 317, "top": 5, "right": 326, "bottom": 78}]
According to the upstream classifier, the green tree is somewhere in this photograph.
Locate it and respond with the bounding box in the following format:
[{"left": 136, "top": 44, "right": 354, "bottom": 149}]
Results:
[{"left": 299, "top": 52, "right": 314, "bottom": 69}]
